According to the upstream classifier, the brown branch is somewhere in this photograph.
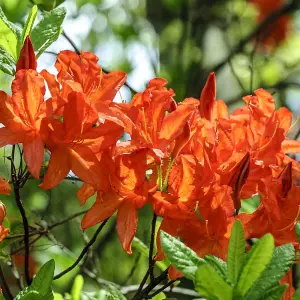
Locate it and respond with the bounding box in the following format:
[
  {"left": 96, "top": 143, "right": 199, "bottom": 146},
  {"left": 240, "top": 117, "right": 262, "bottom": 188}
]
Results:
[
  {"left": 53, "top": 219, "right": 109, "bottom": 280},
  {"left": 149, "top": 279, "right": 178, "bottom": 298},
  {"left": 210, "top": 0, "right": 298, "bottom": 75}
]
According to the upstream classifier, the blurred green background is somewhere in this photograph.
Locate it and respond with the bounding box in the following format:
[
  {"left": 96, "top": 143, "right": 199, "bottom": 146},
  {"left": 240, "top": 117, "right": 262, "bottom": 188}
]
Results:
[{"left": 0, "top": 0, "right": 300, "bottom": 299}]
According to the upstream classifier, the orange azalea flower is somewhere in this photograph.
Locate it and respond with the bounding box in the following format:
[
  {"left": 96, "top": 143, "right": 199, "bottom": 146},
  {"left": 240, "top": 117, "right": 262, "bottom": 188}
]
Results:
[
  {"left": 249, "top": 0, "right": 291, "bottom": 49},
  {"left": 80, "top": 150, "right": 155, "bottom": 253},
  {"left": 40, "top": 92, "right": 123, "bottom": 190},
  {"left": 0, "top": 226, "right": 9, "bottom": 242},
  {"left": 41, "top": 50, "right": 129, "bottom": 126},
  {"left": 0, "top": 69, "right": 47, "bottom": 179}
]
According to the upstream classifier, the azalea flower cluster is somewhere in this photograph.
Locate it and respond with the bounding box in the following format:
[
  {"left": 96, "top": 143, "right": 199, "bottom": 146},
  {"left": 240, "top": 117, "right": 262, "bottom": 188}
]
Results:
[{"left": 0, "top": 36, "right": 300, "bottom": 285}]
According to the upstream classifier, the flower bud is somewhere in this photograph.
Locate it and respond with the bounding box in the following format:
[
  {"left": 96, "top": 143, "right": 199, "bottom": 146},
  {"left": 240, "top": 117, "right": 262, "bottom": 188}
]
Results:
[{"left": 0, "top": 201, "right": 6, "bottom": 224}]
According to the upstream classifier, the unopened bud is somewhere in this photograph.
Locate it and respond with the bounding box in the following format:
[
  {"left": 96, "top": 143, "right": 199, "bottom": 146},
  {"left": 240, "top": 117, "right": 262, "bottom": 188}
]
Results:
[{"left": 0, "top": 201, "right": 6, "bottom": 224}]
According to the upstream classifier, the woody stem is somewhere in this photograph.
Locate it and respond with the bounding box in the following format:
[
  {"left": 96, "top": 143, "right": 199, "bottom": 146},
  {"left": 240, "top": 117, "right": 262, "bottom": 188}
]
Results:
[
  {"left": 11, "top": 145, "right": 32, "bottom": 286},
  {"left": 149, "top": 213, "right": 157, "bottom": 281}
]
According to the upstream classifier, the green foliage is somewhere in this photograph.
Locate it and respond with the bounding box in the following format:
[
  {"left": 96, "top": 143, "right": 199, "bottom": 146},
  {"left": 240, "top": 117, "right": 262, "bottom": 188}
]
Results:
[
  {"left": 0, "top": 46, "right": 15, "bottom": 75},
  {"left": 236, "top": 234, "right": 274, "bottom": 297},
  {"left": 21, "top": 5, "right": 38, "bottom": 44},
  {"left": 70, "top": 275, "right": 84, "bottom": 300},
  {"left": 30, "top": 0, "right": 65, "bottom": 11},
  {"left": 195, "top": 264, "right": 233, "bottom": 300},
  {"left": 0, "top": 6, "right": 21, "bottom": 60},
  {"left": 106, "top": 284, "right": 127, "bottom": 300},
  {"left": 244, "top": 244, "right": 295, "bottom": 300},
  {"left": 227, "top": 220, "right": 245, "bottom": 285},
  {"left": 160, "top": 231, "right": 206, "bottom": 281},
  {"left": 296, "top": 221, "right": 300, "bottom": 243},
  {"left": 15, "top": 259, "right": 55, "bottom": 300},
  {"left": 31, "top": 6, "right": 66, "bottom": 57},
  {"left": 160, "top": 220, "right": 294, "bottom": 300}
]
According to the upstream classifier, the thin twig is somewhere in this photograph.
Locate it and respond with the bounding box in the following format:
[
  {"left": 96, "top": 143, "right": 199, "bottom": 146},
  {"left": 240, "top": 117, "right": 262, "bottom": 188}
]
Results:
[
  {"left": 149, "top": 214, "right": 157, "bottom": 281},
  {"left": 0, "top": 264, "right": 14, "bottom": 300},
  {"left": 149, "top": 280, "right": 178, "bottom": 298},
  {"left": 53, "top": 219, "right": 109, "bottom": 280}
]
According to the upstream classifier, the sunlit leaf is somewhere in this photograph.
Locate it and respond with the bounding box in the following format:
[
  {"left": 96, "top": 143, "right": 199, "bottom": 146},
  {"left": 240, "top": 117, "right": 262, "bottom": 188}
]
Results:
[
  {"left": 21, "top": 5, "right": 38, "bottom": 44},
  {"left": 160, "top": 231, "right": 206, "bottom": 281}
]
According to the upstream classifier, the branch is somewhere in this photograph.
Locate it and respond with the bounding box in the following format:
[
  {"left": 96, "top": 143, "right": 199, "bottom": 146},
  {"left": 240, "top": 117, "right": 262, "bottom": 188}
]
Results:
[
  {"left": 210, "top": 0, "right": 298, "bottom": 75},
  {"left": 53, "top": 219, "right": 109, "bottom": 280},
  {"left": 11, "top": 145, "right": 31, "bottom": 286},
  {"left": 0, "top": 264, "right": 13, "bottom": 300},
  {"left": 7, "top": 209, "right": 89, "bottom": 240},
  {"left": 149, "top": 214, "right": 157, "bottom": 281}
]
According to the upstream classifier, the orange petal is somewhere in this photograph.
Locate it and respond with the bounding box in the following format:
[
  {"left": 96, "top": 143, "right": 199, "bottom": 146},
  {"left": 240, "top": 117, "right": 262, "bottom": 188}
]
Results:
[
  {"left": 0, "top": 127, "right": 21, "bottom": 147},
  {"left": 16, "top": 36, "right": 37, "bottom": 72},
  {"left": 77, "top": 183, "right": 96, "bottom": 206},
  {"left": 0, "top": 178, "right": 11, "bottom": 195},
  {"left": 116, "top": 201, "right": 137, "bottom": 254},
  {"left": 40, "top": 147, "right": 70, "bottom": 189},
  {"left": 282, "top": 140, "right": 300, "bottom": 153},
  {"left": 69, "top": 145, "right": 108, "bottom": 190},
  {"left": 81, "top": 191, "right": 122, "bottom": 230},
  {"left": 199, "top": 72, "right": 216, "bottom": 121},
  {"left": 23, "top": 133, "right": 44, "bottom": 179},
  {"left": 159, "top": 98, "right": 198, "bottom": 143}
]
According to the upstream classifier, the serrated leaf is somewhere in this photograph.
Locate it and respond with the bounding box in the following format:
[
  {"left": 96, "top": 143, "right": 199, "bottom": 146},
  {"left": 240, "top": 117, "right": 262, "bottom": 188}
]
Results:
[
  {"left": 227, "top": 220, "right": 245, "bottom": 285},
  {"left": 0, "top": 7, "right": 22, "bottom": 59},
  {"left": 71, "top": 275, "right": 84, "bottom": 300},
  {"left": 21, "top": 5, "right": 38, "bottom": 44},
  {"left": 31, "top": 259, "right": 55, "bottom": 299},
  {"left": 0, "top": 46, "right": 15, "bottom": 75},
  {"left": 15, "top": 289, "right": 43, "bottom": 300},
  {"left": 132, "top": 237, "right": 169, "bottom": 271},
  {"left": 31, "top": 7, "right": 66, "bottom": 57},
  {"left": 236, "top": 234, "right": 274, "bottom": 297},
  {"left": 160, "top": 231, "right": 206, "bottom": 281},
  {"left": 245, "top": 243, "right": 294, "bottom": 300},
  {"left": 204, "top": 254, "right": 228, "bottom": 281},
  {"left": 195, "top": 264, "right": 233, "bottom": 300},
  {"left": 296, "top": 222, "right": 300, "bottom": 243},
  {"left": 260, "top": 284, "right": 288, "bottom": 300}
]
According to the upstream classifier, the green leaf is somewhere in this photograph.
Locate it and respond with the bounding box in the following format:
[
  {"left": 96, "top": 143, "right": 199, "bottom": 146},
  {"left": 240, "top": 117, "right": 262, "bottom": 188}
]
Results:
[
  {"left": 19, "top": 291, "right": 44, "bottom": 300},
  {"left": 245, "top": 243, "right": 294, "bottom": 300},
  {"left": 71, "top": 275, "right": 84, "bottom": 300},
  {"left": 21, "top": 5, "right": 38, "bottom": 44},
  {"left": 132, "top": 237, "right": 169, "bottom": 271},
  {"left": 195, "top": 264, "right": 233, "bottom": 300},
  {"left": 227, "top": 220, "right": 245, "bottom": 285},
  {"left": 204, "top": 254, "right": 228, "bottom": 281},
  {"left": 0, "top": 7, "right": 22, "bottom": 59},
  {"left": 160, "top": 231, "right": 206, "bottom": 281},
  {"left": 296, "top": 222, "right": 300, "bottom": 243},
  {"left": 260, "top": 284, "right": 288, "bottom": 300},
  {"left": 31, "top": 0, "right": 65, "bottom": 11},
  {"left": 31, "top": 259, "right": 55, "bottom": 299},
  {"left": 152, "top": 292, "right": 167, "bottom": 300},
  {"left": 53, "top": 293, "right": 64, "bottom": 300},
  {"left": 0, "top": 46, "right": 16, "bottom": 75},
  {"left": 31, "top": 7, "right": 66, "bottom": 57},
  {"left": 236, "top": 234, "right": 274, "bottom": 297}
]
